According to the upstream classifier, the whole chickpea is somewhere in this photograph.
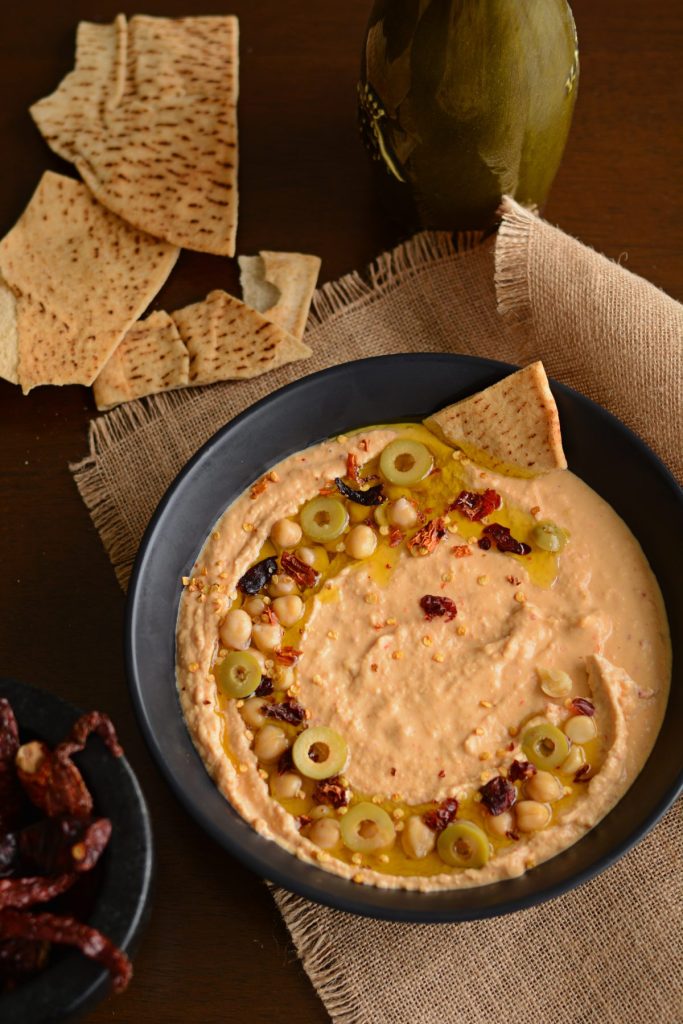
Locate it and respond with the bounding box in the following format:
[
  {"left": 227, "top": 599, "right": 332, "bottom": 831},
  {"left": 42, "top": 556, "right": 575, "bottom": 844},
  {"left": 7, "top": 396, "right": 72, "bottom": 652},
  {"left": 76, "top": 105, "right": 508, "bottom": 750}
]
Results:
[
  {"left": 401, "top": 815, "right": 436, "bottom": 859},
  {"left": 253, "top": 724, "right": 289, "bottom": 762},
  {"left": 251, "top": 621, "right": 283, "bottom": 654},
  {"left": 345, "top": 524, "right": 378, "bottom": 560},
  {"left": 484, "top": 809, "right": 515, "bottom": 838},
  {"left": 244, "top": 647, "right": 266, "bottom": 673},
  {"left": 515, "top": 800, "right": 552, "bottom": 833},
  {"left": 268, "top": 574, "right": 298, "bottom": 597},
  {"left": 295, "top": 546, "right": 316, "bottom": 566},
  {"left": 308, "top": 817, "right": 341, "bottom": 850},
  {"left": 309, "top": 804, "right": 334, "bottom": 821},
  {"left": 273, "top": 595, "right": 304, "bottom": 628},
  {"left": 241, "top": 696, "right": 268, "bottom": 730},
  {"left": 387, "top": 497, "right": 418, "bottom": 529},
  {"left": 270, "top": 772, "right": 304, "bottom": 799},
  {"left": 525, "top": 770, "right": 564, "bottom": 803},
  {"left": 219, "top": 608, "right": 252, "bottom": 651},
  {"left": 243, "top": 595, "right": 266, "bottom": 619},
  {"left": 270, "top": 518, "right": 303, "bottom": 549}
]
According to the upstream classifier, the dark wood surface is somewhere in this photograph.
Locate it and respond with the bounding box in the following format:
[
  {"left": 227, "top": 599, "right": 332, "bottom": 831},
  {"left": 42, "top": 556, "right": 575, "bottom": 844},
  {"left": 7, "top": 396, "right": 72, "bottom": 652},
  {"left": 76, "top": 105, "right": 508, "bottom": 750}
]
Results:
[{"left": 0, "top": 2, "right": 681, "bottom": 1021}]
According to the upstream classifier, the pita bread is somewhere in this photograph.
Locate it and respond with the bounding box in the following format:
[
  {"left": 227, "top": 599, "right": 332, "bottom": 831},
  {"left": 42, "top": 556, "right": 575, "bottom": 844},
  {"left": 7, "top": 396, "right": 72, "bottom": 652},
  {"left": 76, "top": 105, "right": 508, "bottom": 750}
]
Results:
[
  {"left": 93, "top": 310, "right": 189, "bottom": 410},
  {"left": 31, "top": 14, "right": 239, "bottom": 257},
  {"left": 424, "top": 361, "right": 567, "bottom": 475},
  {"left": 172, "top": 290, "right": 311, "bottom": 386},
  {"left": 0, "top": 275, "right": 18, "bottom": 384},
  {"left": 0, "top": 171, "right": 178, "bottom": 392},
  {"left": 238, "top": 251, "right": 321, "bottom": 339}
]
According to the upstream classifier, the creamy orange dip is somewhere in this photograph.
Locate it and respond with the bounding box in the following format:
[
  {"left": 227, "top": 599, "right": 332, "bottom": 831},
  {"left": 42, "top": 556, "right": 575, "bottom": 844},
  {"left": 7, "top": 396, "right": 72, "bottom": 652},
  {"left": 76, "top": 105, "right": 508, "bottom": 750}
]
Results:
[{"left": 175, "top": 425, "right": 670, "bottom": 890}]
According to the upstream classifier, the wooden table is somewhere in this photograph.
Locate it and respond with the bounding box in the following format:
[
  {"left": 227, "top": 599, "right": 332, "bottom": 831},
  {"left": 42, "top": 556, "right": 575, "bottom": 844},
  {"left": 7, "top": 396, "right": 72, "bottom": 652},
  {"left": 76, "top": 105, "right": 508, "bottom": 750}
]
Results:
[{"left": 1, "top": 2, "right": 680, "bottom": 1020}]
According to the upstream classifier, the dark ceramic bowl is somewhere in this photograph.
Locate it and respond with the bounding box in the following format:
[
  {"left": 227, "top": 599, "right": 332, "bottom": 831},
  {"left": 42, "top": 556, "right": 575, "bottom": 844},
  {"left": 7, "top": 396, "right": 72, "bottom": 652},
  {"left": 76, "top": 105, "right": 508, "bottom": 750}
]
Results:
[
  {"left": 126, "top": 354, "right": 682, "bottom": 922},
  {"left": 0, "top": 678, "right": 153, "bottom": 1022}
]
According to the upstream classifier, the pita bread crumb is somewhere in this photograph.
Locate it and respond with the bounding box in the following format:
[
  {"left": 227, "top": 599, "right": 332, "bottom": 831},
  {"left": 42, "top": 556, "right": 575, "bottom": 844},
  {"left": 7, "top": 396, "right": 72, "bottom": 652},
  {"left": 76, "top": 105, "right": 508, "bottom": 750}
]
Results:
[
  {"left": 93, "top": 311, "right": 189, "bottom": 410},
  {"left": 238, "top": 251, "right": 321, "bottom": 340},
  {"left": 0, "top": 171, "right": 178, "bottom": 393},
  {"left": 0, "top": 275, "right": 18, "bottom": 385},
  {"left": 31, "top": 14, "right": 239, "bottom": 257},
  {"left": 424, "top": 361, "right": 567, "bottom": 475}
]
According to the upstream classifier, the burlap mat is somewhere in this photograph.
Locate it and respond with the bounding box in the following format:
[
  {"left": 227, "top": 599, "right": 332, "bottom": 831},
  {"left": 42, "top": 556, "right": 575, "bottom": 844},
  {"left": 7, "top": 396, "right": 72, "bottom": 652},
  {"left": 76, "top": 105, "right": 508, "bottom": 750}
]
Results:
[{"left": 72, "top": 198, "right": 683, "bottom": 1024}]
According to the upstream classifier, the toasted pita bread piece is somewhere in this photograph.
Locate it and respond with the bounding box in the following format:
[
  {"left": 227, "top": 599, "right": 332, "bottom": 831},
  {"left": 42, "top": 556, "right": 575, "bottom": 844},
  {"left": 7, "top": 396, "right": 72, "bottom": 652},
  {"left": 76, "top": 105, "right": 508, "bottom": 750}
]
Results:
[
  {"left": 0, "top": 172, "right": 178, "bottom": 393},
  {"left": 238, "top": 251, "right": 321, "bottom": 340},
  {"left": 172, "top": 290, "right": 311, "bottom": 386},
  {"left": 0, "top": 275, "right": 18, "bottom": 385},
  {"left": 424, "top": 361, "right": 567, "bottom": 475},
  {"left": 31, "top": 14, "right": 239, "bottom": 257},
  {"left": 93, "top": 311, "right": 189, "bottom": 410}
]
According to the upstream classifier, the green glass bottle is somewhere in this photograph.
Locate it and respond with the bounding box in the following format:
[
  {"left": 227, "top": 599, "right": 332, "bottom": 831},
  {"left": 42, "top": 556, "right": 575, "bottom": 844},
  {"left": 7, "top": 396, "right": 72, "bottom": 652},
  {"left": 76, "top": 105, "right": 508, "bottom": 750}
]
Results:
[{"left": 358, "top": 0, "right": 579, "bottom": 231}]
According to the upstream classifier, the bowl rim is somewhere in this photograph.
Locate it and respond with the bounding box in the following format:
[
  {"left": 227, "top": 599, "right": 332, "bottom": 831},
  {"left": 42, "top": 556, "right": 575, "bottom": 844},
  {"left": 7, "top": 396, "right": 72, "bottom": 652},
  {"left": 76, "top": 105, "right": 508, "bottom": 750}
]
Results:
[{"left": 125, "top": 352, "right": 682, "bottom": 922}]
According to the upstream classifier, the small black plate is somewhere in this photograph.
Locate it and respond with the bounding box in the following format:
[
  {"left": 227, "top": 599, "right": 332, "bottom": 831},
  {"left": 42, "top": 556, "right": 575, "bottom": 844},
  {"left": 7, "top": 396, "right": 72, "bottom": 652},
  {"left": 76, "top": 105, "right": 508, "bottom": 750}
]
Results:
[
  {"left": 126, "top": 354, "right": 682, "bottom": 922},
  {"left": 0, "top": 678, "right": 153, "bottom": 1022}
]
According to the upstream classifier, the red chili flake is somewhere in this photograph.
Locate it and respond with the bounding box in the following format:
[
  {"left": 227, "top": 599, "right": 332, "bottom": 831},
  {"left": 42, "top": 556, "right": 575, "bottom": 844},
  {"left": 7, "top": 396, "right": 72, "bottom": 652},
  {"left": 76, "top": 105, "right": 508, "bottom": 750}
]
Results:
[
  {"left": 358, "top": 439, "right": 369, "bottom": 452},
  {"left": 390, "top": 767, "right": 397, "bottom": 777},
  {"left": 262, "top": 605, "right": 279, "bottom": 625},
  {"left": 569, "top": 697, "right": 596, "bottom": 717},
  {"left": 452, "top": 545, "right": 472, "bottom": 558},
  {"left": 346, "top": 453, "right": 360, "bottom": 482},
  {"left": 419, "top": 594, "right": 457, "bottom": 622},
  {"left": 0, "top": 874, "right": 77, "bottom": 911},
  {"left": 18, "top": 817, "right": 112, "bottom": 876},
  {"left": 312, "top": 776, "right": 349, "bottom": 808},
  {"left": 479, "top": 776, "right": 517, "bottom": 815},
  {"left": 318, "top": 484, "right": 337, "bottom": 496},
  {"left": 264, "top": 700, "right": 306, "bottom": 726},
  {"left": 254, "top": 677, "right": 274, "bottom": 698},
  {"left": 574, "top": 764, "right": 593, "bottom": 782},
  {"left": 507, "top": 760, "right": 536, "bottom": 782},
  {"left": 479, "top": 523, "right": 531, "bottom": 556},
  {"left": 448, "top": 489, "right": 501, "bottom": 522},
  {"left": 296, "top": 815, "right": 312, "bottom": 830},
  {"left": 0, "top": 910, "right": 132, "bottom": 993},
  {"left": 506, "top": 575, "right": 522, "bottom": 586},
  {"left": 370, "top": 664, "right": 378, "bottom": 673},
  {"left": 280, "top": 551, "right": 319, "bottom": 589},
  {"left": 506, "top": 830, "right": 520, "bottom": 841},
  {"left": 407, "top": 517, "right": 447, "bottom": 556},
  {"left": 422, "top": 797, "right": 458, "bottom": 833},
  {"left": 388, "top": 526, "right": 404, "bottom": 548},
  {"left": 438, "top": 769, "right": 446, "bottom": 779},
  {"left": 249, "top": 477, "right": 269, "bottom": 499},
  {"left": 275, "top": 646, "right": 302, "bottom": 667}
]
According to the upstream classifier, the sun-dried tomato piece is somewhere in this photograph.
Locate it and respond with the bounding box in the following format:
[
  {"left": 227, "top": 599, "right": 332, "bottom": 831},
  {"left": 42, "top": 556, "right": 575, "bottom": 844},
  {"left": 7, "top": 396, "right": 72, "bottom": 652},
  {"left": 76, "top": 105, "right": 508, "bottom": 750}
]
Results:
[
  {"left": 388, "top": 526, "right": 404, "bottom": 548},
  {"left": 312, "top": 775, "right": 349, "bottom": 808},
  {"left": 569, "top": 697, "right": 596, "bottom": 717},
  {"left": 0, "top": 873, "right": 77, "bottom": 911},
  {"left": 18, "top": 816, "right": 112, "bottom": 876},
  {"left": 574, "top": 764, "right": 593, "bottom": 782},
  {"left": 346, "top": 453, "right": 361, "bottom": 482},
  {"left": 0, "top": 910, "right": 132, "bottom": 993},
  {"left": 419, "top": 595, "right": 457, "bottom": 622},
  {"left": 422, "top": 797, "right": 458, "bottom": 833},
  {"left": 479, "top": 776, "right": 517, "bottom": 815},
  {"left": 237, "top": 557, "right": 278, "bottom": 595},
  {"left": 507, "top": 760, "right": 537, "bottom": 782},
  {"left": 275, "top": 646, "right": 302, "bottom": 667},
  {"left": 57, "top": 711, "right": 123, "bottom": 762},
  {"left": 334, "top": 478, "right": 386, "bottom": 506},
  {"left": 254, "top": 677, "right": 274, "bottom": 698},
  {"left": 16, "top": 741, "right": 93, "bottom": 819},
  {"left": 264, "top": 700, "right": 306, "bottom": 726},
  {"left": 479, "top": 523, "right": 531, "bottom": 556},
  {"left": 407, "top": 517, "right": 447, "bottom": 557},
  {"left": 449, "top": 489, "right": 501, "bottom": 522},
  {"left": 280, "top": 551, "right": 319, "bottom": 589}
]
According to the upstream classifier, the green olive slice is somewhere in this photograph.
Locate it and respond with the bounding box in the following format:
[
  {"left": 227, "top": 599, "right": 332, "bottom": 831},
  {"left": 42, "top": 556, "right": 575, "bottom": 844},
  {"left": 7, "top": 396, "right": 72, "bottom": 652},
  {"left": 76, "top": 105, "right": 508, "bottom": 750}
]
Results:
[
  {"left": 437, "top": 821, "right": 490, "bottom": 869},
  {"left": 532, "top": 521, "right": 567, "bottom": 553},
  {"left": 379, "top": 440, "right": 433, "bottom": 486},
  {"left": 522, "top": 722, "right": 571, "bottom": 770},
  {"left": 340, "top": 802, "right": 395, "bottom": 853},
  {"left": 300, "top": 497, "right": 349, "bottom": 542},
  {"left": 292, "top": 726, "right": 348, "bottom": 779},
  {"left": 215, "top": 651, "right": 262, "bottom": 699}
]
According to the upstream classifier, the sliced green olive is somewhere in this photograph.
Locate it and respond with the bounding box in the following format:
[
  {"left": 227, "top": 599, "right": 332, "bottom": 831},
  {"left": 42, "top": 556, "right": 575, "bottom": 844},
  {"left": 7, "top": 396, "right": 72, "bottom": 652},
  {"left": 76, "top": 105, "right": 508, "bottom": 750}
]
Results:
[
  {"left": 215, "top": 651, "right": 262, "bottom": 699},
  {"left": 532, "top": 521, "right": 567, "bottom": 553},
  {"left": 340, "top": 802, "right": 395, "bottom": 853},
  {"left": 437, "top": 821, "right": 490, "bottom": 869},
  {"left": 300, "top": 497, "right": 349, "bottom": 542},
  {"left": 292, "top": 726, "right": 348, "bottom": 780},
  {"left": 522, "top": 722, "right": 571, "bottom": 770},
  {"left": 379, "top": 439, "right": 433, "bottom": 486}
]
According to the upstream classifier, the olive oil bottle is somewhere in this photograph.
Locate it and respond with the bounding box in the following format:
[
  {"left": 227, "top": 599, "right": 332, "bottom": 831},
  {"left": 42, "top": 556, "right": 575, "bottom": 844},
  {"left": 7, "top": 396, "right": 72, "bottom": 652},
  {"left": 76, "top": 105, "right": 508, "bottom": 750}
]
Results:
[{"left": 358, "top": 0, "right": 579, "bottom": 231}]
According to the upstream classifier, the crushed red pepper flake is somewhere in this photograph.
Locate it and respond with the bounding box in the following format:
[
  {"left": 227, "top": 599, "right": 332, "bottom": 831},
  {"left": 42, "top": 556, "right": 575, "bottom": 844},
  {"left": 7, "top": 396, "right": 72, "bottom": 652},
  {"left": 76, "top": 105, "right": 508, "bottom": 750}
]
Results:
[
  {"left": 312, "top": 776, "right": 349, "bottom": 808},
  {"left": 346, "top": 452, "right": 360, "bottom": 482},
  {"left": 390, "top": 767, "right": 397, "bottom": 777},
  {"left": 438, "top": 769, "right": 446, "bottom": 779},
  {"left": 388, "top": 526, "right": 404, "bottom": 548},
  {"left": 358, "top": 439, "right": 369, "bottom": 452},
  {"left": 419, "top": 594, "right": 457, "bottom": 622},
  {"left": 275, "top": 646, "right": 302, "bottom": 667},
  {"left": 569, "top": 697, "right": 596, "bottom": 717},
  {"left": 280, "top": 551, "right": 319, "bottom": 589},
  {"left": 407, "top": 517, "right": 447, "bottom": 556},
  {"left": 574, "top": 763, "right": 593, "bottom": 782},
  {"left": 506, "top": 575, "right": 522, "bottom": 586},
  {"left": 452, "top": 545, "right": 472, "bottom": 558},
  {"left": 249, "top": 477, "right": 269, "bottom": 499},
  {"left": 448, "top": 489, "right": 501, "bottom": 522}
]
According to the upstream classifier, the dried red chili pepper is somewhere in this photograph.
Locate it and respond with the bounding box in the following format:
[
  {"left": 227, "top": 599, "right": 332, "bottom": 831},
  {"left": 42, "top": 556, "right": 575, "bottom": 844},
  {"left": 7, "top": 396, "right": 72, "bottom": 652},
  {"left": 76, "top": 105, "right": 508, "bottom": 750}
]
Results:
[
  {"left": 479, "top": 523, "right": 531, "bottom": 556},
  {"left": 274, "top": 646, "right": 302, "bottom": 667},
  {"left": 346, "top": 452, "right": 360, "bottom": 482},
  {"left": 237, "top": 556, "right": 278, "bottom": 595},
  {"left": 0, "top": 910, "right": 132, "bottom": 993},
  {"left": 507, "top": 760, "right": 536, "bottom": 782},
  {"left": 0, "top": 700, "right": 22, "bottom": 836},
  {"left": 263, "top": 700, "right": 306, "bottom": 726},
  {"left": 57, "top": 711, "right": 123, "bottom": 762},
  {"left": 569, "top": 697, "right": 596, "bottom": 717},
  {"left": 419, "top": 594, "right": 457, "bottom": 622},
  {"left": 254, "top": 677, "right": 274, "bottom": 698},
  {"left": 19, "top": 816, "right": 112, "bottom": 876},
  {"left": 16, "top": 741, "right": 93, "bottom": 819},
  {"left": 407, "top": 517, "right": 447, "bottom": 556},
  {"left": 280, "top": 551, "right": 319, "bottom": 589},
  {"left": 388, "top": 526, "right": 404, "bottom": 548},
  {"left": 422, "top": 797, "right": 458, "bottom": 833},
  {"left": 448, "top": 489, "right": 501, "bottom": 522},
  {"left": 0, "top": 874, "right": 77, "bottom": 911},
  {"left": 312, "top": 775, "right": 349, "bottom": 808},
  {"left": 479, "top": 776, "right": 517, "bottom": 815}
]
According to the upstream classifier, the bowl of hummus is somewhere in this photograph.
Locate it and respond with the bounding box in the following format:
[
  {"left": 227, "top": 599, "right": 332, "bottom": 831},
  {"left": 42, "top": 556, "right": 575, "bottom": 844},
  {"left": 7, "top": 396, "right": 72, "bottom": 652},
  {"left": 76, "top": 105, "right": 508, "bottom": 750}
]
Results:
[{"left": 127, "top": 354, "right": 682, "bottom": 921}]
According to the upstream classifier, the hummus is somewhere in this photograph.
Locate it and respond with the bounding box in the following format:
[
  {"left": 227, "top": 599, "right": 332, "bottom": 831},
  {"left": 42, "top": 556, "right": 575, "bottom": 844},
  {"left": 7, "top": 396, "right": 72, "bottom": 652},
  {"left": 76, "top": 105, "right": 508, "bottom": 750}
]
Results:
[{"left": 176, "top": 424, "right": 670, "bottom": 890}]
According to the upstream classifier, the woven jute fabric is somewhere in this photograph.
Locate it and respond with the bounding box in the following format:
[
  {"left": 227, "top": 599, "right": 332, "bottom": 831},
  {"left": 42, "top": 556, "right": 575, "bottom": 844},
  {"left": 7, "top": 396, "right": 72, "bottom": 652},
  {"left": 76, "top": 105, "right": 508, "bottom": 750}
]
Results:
[{"left": 72, "top": 197, "right": 682, "bottom": 1024}]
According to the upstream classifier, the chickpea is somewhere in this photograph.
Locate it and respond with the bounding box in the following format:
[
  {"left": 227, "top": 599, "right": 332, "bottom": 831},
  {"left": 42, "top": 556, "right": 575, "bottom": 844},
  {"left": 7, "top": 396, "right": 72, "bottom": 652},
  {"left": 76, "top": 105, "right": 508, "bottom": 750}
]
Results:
[
  {"left": 484, "top": 809, "right": 515, "bottom": 838},
  {"left": 273, "top": 665, "right": 294, "bottom": 691},
  {"left": 564, "top": 715, "right": 597, "bottom": 744},
  {"left": 244, "top": 647, "right": 266, "bottom": 673},
  {"left": 309, "top": 804, "right": 334, "bottom": 821},
  {"left": 241, "top": 696, "right": 268, "bottom": 730},
  {"left": 295, "top": 546, "right": 316, "bottom": 566},
  {"left": 273, "top": 595, "right": 304, "bottom": 628},
  {"left": 525, "top": 770, "right": 564, "bottom": 803},
  {"left": 251, "top": 621, "right": 283, "bottom": 654},
  {"left": 401, "top": 815, "right": 436, "bottom": 859},
  {"left": 387, "top": 497, "right": 418, "bottom": 529},
  {"left": 515, "top": 800, "right": 552, "bottom": 833},
  {"left": 219, "top": 608, "right": 252, "bottom": 651},
  {"left": 308, "top": 817, "right": 341, "bottom": 850},
  {"left": 253, "top": 724, "right": 289, "bottom": 762},
  {"left": 268, "top": 574, "right": 298, "bottom": 597},
  {"left": 243, "top": 595, "right": 266, "bottom": 619},
  {"left": 345, "top": 524, "right": 378, "bottom": 560},
  {"left": 270, "top": 772, "right": 304, "bottom": 799},
  {"left": 270, "top": 518, "right": 303, "bottom": 549},
  {"left": 560, "top": 744, "right": 586, "bottom": 775}
]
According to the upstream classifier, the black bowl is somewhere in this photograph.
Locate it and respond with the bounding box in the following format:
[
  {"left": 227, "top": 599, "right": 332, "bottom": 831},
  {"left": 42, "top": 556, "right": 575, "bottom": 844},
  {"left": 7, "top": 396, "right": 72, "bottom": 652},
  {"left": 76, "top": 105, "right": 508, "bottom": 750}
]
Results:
[
  {"left": 126, "top": 354, "right": 682, "bottom": 922},
  {"left": 0, "top": 678, "right": 153, "bottom": 1022}
]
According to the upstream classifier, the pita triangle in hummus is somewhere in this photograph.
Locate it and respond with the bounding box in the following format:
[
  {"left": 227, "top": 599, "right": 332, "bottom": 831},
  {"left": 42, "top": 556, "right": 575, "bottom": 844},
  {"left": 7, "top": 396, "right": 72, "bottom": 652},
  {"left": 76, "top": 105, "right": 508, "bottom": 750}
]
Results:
[
  {"left": 31, "top": 14, "right": 239, "bottom": 257},
  {"left": 0, "top": 171, "right": 178, "bottom": 392},
  {"left": 238, "top": 251, "right": 321, "bottom": 340},
  {"left": 424, "top": 361, "right": 567, "bottom": 475}
]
